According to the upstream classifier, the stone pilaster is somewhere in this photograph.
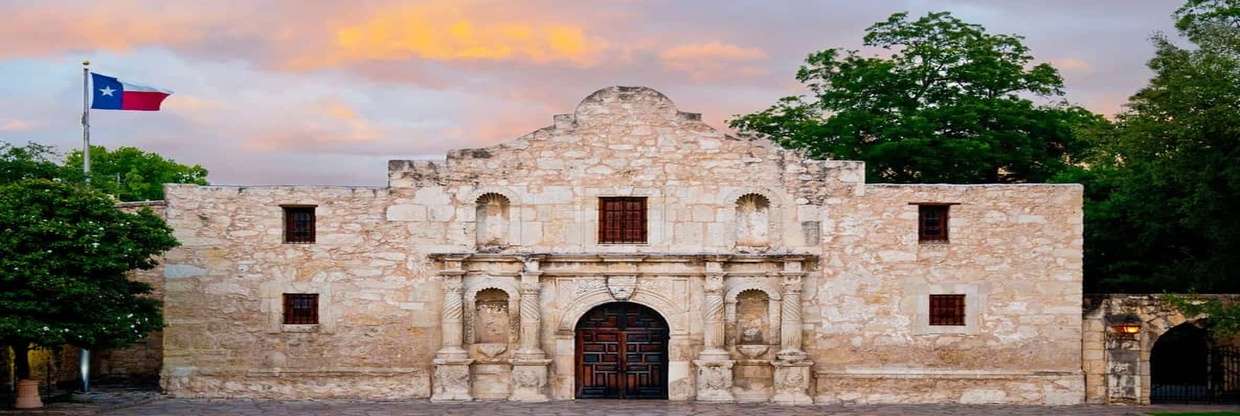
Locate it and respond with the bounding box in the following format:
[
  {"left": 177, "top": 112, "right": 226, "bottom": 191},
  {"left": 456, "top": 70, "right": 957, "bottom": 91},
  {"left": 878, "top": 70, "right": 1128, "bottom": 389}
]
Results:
[
  {"left": 772, "top": 259, "right": 812, "bottom": 405},
  {"left": 432, "top": 256, "right": 472, "bottom": 402},
  {"left": 510, "top": 257, "right": 550, "bottom": 402},
  {"left": 694, "top": 261, "right": 734, "bottom": 401}
]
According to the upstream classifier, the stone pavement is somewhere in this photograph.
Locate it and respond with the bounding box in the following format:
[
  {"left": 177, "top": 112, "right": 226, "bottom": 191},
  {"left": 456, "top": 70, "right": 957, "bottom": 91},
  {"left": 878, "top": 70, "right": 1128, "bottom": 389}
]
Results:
[{"left": 83, "top": 400, "right": 1240, "bottom": 416}]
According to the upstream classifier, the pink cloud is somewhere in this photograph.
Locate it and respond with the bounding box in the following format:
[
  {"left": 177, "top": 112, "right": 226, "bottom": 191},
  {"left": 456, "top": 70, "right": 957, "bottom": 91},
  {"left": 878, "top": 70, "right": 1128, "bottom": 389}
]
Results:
[{"left": 659, "top": 42, "right": 769, "bottom": 82}]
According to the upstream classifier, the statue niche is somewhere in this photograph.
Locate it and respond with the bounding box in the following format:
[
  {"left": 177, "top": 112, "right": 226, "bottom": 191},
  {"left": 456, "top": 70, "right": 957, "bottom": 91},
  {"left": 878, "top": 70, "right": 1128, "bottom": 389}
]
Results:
[
  {"left": 736, "top": 289, "right": 770, "bottom": 346},
  {"left": 736, "top": 194, "right": 770, "bottom": 248},
  {"left": 476, "top": 193, "right": 510, "bottom": 249},
  {"left": 474, "top": 288, "right": 511, "bottom": 346}
]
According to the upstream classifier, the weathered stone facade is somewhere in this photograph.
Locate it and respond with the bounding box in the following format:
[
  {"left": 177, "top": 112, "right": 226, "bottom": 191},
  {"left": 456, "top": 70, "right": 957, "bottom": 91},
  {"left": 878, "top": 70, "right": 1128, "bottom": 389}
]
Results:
[{"left": 157, "top": 86, "right": 1084, "bottom": 404}]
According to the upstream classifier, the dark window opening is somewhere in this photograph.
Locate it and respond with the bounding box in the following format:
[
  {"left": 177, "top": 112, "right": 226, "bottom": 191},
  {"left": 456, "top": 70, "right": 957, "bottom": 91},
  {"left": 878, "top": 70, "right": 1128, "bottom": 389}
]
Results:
[
  {"left": 283, "top": 293, "right": 319, "bottom": 324},
  {"left": 929, "top": 294, "right": 966, "bottom": 326},
  {"left": 599, "top": 197, "right": 647, "bottom": 244},
  {"left": 917, "top": 204, "right": 950, "bottom": 242},
  {"left": 283, "top": 206, "right": 316, "bottom": 243}
]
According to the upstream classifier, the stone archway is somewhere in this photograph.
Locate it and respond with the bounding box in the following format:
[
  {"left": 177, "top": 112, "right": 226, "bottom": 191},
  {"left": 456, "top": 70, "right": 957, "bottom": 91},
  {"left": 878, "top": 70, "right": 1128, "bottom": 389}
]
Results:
[
  {"left": 1150, "top": 322, "right": 1212, "bottom": 403},
  {"left": 574, "top": 302, "right": 670, "bottom": 399}
]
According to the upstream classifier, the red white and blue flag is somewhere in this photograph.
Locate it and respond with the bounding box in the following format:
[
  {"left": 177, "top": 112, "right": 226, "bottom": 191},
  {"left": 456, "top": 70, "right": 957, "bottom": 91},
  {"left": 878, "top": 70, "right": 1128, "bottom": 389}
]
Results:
[{"left": 89, "top": 73, "right": 172, "bottom": 111}]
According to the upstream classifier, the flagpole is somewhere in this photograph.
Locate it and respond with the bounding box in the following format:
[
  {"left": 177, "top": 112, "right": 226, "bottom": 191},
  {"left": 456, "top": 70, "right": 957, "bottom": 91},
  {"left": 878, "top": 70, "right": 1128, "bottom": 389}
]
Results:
[
  {"left": 81, "top": 60, "right": 91, "bottom": 183},
  {"left": 80, "top": 60, "right": 93, "bottom": 393}
]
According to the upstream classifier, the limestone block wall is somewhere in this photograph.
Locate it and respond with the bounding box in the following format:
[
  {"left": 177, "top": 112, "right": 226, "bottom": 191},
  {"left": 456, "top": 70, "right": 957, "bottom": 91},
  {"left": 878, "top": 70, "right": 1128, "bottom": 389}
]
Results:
[
  {"left": 812, "top": 184, "right": 1085, "bottom": 405},
  {"left": 159, "top": 185, "right": 438, "bottom": 399}
]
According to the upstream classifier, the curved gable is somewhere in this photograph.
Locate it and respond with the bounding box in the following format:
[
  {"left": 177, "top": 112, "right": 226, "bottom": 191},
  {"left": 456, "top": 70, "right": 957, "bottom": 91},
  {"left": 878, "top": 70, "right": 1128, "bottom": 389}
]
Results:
[{"left": 389, "top": 86, "right": 862, "bottom": 196}]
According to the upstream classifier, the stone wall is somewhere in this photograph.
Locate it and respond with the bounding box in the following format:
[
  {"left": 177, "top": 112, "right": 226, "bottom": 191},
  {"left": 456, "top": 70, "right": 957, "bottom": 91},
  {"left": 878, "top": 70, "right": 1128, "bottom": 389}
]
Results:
[
  {"left": 158, "top": 86, "right": 1084, "bottom": 404},
  {"left": 811, "top": 184, "right": 1084, "bottom": 404},
  {"left": 159, "top": 185, "right": 435, "bottom": 399},
  {"left": 1081, "top": 294, "right": 1240, "bottom": 404}
]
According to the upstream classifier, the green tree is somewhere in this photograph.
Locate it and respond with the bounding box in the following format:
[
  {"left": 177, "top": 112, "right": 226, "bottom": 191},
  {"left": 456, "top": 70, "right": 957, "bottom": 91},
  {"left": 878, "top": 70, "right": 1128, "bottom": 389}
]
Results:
[
  {"left": 0, "top": 141, "right": 66, "bottom": 183},
  {"left": 62, "top": 145, "right": 209, "bottom": 201},
  {"left": 0, "top": 180, "right": 177, "bottom": 379},
  {"left": 1081, "top": 0, "right": 1240, "bottom": 292},
  {"left": 730, "top": 11, "right": 1097, "bottom": 184}
]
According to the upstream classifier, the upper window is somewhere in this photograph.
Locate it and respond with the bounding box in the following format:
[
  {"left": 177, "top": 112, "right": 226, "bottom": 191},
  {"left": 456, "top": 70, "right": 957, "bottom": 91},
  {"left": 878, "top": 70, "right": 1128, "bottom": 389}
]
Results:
[
  {"left": 929, "top": 294, "right": 966, "bottom": 326},
  {"left": 283, "top": 293, "right": 319, "bottom": 324},
  {"left": 917, "top": 204, "right": 950, "bottom": 242},
  {"left": 598, "top": 197, "right": 647, "bottom": 244},
  {"left": 283, "top": 206, "right": 316, "bottom": 244}
]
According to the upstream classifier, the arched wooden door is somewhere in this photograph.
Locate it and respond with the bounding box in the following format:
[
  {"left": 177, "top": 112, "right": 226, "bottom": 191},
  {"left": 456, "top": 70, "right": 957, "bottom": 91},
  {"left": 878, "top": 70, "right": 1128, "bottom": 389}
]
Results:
[{"left": 575, "top": 302, "right": 669, "bottom": 399}]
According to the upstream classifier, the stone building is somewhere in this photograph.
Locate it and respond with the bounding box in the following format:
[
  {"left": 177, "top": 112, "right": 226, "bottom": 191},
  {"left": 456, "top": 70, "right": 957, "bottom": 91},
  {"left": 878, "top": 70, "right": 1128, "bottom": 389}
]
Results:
[{"left": 154, "top": 86, "right": 1085, "bottom": 404}]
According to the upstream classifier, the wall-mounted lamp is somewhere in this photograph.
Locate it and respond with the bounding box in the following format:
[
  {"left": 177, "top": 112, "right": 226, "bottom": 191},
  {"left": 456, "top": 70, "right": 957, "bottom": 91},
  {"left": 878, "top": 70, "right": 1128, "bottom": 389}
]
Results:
[{"left": 1112, "top": 323, "right": 1142, "bottom": 335}]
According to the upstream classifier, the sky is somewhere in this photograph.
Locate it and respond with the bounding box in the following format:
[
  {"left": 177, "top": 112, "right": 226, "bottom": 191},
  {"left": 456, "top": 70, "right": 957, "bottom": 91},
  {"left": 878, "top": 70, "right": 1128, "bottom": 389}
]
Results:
[{"left": 0, "top": 0, "right": 1183, "bottom": 186}]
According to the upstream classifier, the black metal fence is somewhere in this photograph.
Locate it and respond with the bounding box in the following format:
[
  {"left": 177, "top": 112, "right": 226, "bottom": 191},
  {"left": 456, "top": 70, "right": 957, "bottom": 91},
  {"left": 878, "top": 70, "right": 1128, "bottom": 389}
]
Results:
[{"left": 1151, "top": 345, "right": 1240, "bottom": 403}]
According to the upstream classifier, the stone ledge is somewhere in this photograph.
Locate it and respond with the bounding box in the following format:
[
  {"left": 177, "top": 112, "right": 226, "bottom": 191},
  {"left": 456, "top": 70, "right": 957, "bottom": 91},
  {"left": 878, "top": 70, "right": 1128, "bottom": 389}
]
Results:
[
  {"left": 815, "top": 369, "right": 1081, "bottom": 379},
  {"left": 172, "top": 367, "right": 430, "bottom": 377}
]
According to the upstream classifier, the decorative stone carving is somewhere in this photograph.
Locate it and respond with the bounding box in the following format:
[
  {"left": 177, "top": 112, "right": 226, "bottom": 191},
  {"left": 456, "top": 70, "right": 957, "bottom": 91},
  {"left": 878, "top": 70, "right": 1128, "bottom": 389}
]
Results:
[
  {"left": 693, "top": 359, "right": 735, "bottom": 402},
  {"left": 694, "top": 261, "right": 735, "bottom": 401},
  {"left": 575, "top": 278, "right": 606, "bottom": 297},
  {"left": 776, "top": 262, "right": 808, "bottom": 362},
  {"left": 510, "top": 260, "right": 550, "bottom": 402},
  {"left": 771, "top": 360, "right": 813, "bottom": 405},
  {"left": 476, "top": 343, "right": 507, "bottom": 359},
  {"left": 509, "top": 359, "right": 552, "bottom": 402},
  {"left": 431, "top": 358, "right": 473, "bottom": 402},
  {"left": 433, "top": 261, "right": 473, "bottom": 401},
  {"left": 607, "top": 275, "right": 637, "bottom": 301},
  {"left": 737, "top": 344, "right": 769, "bottom": 360}
]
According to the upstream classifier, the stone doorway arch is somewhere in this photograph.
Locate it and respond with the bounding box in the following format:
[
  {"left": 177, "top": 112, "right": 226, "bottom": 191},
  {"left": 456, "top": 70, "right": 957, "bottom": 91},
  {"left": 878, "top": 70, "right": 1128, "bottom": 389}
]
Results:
[
  {"left": 574, "top": 302, "right": 669, "bottom": 399},
  {"left": 1149, "top": 322, "right": 1212, "bottom": 403}
]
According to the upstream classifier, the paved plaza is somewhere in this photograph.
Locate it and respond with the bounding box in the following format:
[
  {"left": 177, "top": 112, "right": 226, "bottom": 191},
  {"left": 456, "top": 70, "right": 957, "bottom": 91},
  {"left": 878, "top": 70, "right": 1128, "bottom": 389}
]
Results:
[{"left": 94, "top": 399, "right": 1240, "bottom": 416}]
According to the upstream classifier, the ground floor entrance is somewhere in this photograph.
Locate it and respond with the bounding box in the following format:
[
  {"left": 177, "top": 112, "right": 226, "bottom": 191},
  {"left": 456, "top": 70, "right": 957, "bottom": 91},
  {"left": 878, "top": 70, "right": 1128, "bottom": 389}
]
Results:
[
  {"left": 574, "top": 302, "right": 669, "bottom": 399},
  {"left": 1150, "top": 323, "right": 1240, "bottom": 404}
]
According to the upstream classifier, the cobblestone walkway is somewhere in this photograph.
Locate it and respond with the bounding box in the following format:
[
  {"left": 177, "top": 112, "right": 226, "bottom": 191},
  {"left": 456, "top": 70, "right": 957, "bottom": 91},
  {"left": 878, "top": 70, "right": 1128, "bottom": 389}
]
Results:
[{"left": 100, "top": 400, "right": 1240, "bottom": 416}]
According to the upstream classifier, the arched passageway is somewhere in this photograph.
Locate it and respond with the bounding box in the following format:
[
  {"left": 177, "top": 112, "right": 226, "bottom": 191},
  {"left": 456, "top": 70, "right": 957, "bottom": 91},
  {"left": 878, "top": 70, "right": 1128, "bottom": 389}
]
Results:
[{"left": 1150, "top": 322, "right": 1240, "bottom": 403}]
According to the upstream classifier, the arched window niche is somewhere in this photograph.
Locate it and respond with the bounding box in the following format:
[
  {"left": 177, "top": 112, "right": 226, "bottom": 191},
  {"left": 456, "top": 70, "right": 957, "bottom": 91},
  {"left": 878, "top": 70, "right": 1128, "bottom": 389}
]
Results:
[
  {"left": 735, "top": 193, "right": 771, "bottom": 248},
  {"left": 475, "top": 193, "right": 510, "bottom": 249}
]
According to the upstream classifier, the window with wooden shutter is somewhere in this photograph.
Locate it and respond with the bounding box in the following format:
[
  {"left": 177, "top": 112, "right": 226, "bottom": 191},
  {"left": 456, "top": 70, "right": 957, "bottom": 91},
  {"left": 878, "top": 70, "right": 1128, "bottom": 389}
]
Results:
[
  {"left": 598, "top": 197, "right": 647, "bottom": 244},
  {"left": 917, "top": 204, "right": 950, "bottom": 242},
  {"left": 929, "top": 294, "right": 966, "bottom": 326},
  {"left": 283, "top": 293, "right": 319, "bottom": 324},
  {"left": 283, "top": 206, "right": 316, "bottom": 243}
]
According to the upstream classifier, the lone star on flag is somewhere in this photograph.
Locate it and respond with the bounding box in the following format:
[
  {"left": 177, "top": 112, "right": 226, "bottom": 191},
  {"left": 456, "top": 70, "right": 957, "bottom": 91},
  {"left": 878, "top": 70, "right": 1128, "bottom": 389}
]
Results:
[{"left": 99, "top": 86, "right": 115, "bottom": 96}]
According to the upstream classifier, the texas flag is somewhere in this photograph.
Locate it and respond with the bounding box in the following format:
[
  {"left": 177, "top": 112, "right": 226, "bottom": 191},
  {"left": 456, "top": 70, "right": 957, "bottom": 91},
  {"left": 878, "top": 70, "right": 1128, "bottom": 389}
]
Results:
[{"left": 90, "top": 73, "right": 172, "bottom": 111}]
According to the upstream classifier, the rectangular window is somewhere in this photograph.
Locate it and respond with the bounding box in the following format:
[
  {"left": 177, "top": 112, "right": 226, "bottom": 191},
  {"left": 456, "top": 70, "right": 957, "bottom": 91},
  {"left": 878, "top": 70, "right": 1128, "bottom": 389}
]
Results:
[
  {"left": 917, "top": 204, "right": 950, "bottom": 242},
  {"left": 283, "top": 293, "right": 319, "bottom": 324},
  {"left": 598, "top": 197, "right": 647, "bottom": 244},
  {"left": 283, "top": 206, "right": 316, "bottom": 243},
  {"left": 929, "top": 294, "right": 966, "bottom": 326}
]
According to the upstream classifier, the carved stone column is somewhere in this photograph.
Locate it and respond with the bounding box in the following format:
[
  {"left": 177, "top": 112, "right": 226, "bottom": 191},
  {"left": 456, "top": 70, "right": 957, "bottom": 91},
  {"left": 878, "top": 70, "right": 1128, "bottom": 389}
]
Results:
[
  {"left": 432, "top": 256, "right": 473, "bottom": 401},
  {"left": 694, "top": 260, "right": 735, "bottom": 401},
  {"left": 510, "top": 257, "right": 551, "bottom": 402},
  {"left": 771, "top": 258, "right": 812, "bottom": 405}
]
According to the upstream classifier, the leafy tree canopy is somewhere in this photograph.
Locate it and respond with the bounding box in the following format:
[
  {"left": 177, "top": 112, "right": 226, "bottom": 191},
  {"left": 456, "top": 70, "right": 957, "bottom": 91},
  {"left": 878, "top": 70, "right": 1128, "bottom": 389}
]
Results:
[
  {"left": 0, "top": 180, "right": 177, "bottom": 373},
  {"left": 0, "top": 141, "right": 208, "bottom": 201},
  {"left": 0, "top": 141, "right": 62, "bottom": 183},
  {"left": 1079, "top": 0, "right": 1240, "bottom": 292},
  {"left": 730, "top": 11, "right": 1099, "bottom": 184}
]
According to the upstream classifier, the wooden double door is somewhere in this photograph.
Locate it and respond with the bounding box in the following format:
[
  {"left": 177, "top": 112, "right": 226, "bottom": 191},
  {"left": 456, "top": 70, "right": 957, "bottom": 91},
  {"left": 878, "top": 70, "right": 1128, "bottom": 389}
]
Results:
[{"left": 575, "top": 302, "right": 669, "bottom": 399}]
